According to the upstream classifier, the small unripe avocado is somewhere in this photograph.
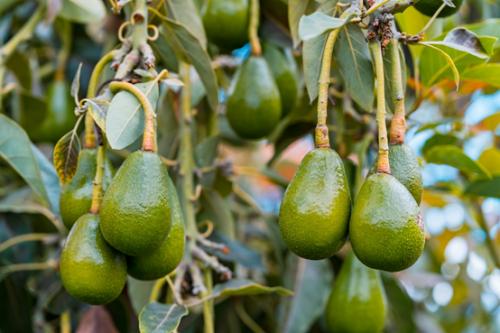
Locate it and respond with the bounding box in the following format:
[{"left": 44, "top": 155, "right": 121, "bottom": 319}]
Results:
[
  {"left": 60, "top": 214, "right": 127, "bottom": 304},
  {"left": 202, "top": 0, "right": 249, "bottom": 50},
  {"left": 414, "top": 0, "right": 463, "bottom": 18},
  {"left": 325, "top": 252, "right": 387, "bottom": 333},
  {"left": 350, "top": 173, "right": 424, "bottom": 272},
  {"left": 279, "top": 148, "right": 351, "bottom": 260},
  {"left": 100, "top": 151, "right": 172, "bottom": 256},
  {"left": 263, "top": 43, "right": 299, "bottom": 116},
  {"left": 60, "top": 149, "right": 113, "bottom": 229},
  {"left": 127, "top": 177, "right": 185, "bottom": 280},
  {"left": 226, "top": 56, "right": 281, "bottom": 139}
]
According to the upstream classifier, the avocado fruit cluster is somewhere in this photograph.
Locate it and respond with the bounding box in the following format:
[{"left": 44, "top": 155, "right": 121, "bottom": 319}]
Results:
[
  {"left": 59, "top": 149, "right": 185, "bottom": 305},
  {"left": 414, "top": 0, "right": 463, "bottom": 18}
]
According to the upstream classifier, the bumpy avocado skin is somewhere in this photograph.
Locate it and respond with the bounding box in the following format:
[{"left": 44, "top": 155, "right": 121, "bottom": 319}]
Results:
[
  {"left": 60, "top": 149, "right": 113, "bottom": 229},
  {"left": 325, "top": 252, "right": 387, "bottom": 333},
  {"left": 414, "top": 0, "right": 463, "bottom": 17},
  {"left": 350, "top": 173, "right": 424, "bottom": 272},
  {"left": 127, "top": 176, "right": 185, "bottom": 280},
  {"left": 60, "top": 214, "right": 127, "bottom": 305},
  {"left": 226, "top": 56, "right": 282, "bottom": 140},
  {"left": 263, "top": 43, "right": 299, "bottom": 116},
  {"left": 100, "top": 151, "right": 172, "bottom": 256},
  {"left": 202, "top": 0, "right": 249, "bottom": 50},
  {"left": 279, "top": 148, "right": 351, "bottom": 260}
]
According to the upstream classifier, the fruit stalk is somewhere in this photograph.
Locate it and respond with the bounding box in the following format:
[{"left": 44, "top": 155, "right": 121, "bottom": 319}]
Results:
[
  {"left": 389, "top": 38, "right": 406, "bottom": 145},
  {"left": 89, "top": 144, "right": 106, "bottom": 214},
  {"left": 248, "top": 0, "right": 262, "bottom": 56},
  {"left": 370, "top": 41, "right": 391, "bottom": 174},
  {"left": 108, "top": 81, "right": 157, "bottom": 152},
  {"left": 315, "top": 29, "right": 341, "bottom": 148}
]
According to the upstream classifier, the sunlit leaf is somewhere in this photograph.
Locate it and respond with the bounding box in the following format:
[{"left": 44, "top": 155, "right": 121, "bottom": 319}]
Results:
[
  {"left": 53, "top": 130, "right": 81, "bottom": 184},
  {"left": 419, "top": 42, "right": 460, "bottom": 89},
  {"left": 462, "top": 63, "right": 500, "bottom": 88},
  {"left": 58, "top": 0, "right": 106, "bottom": 24},
  {"left": 465, "top": 176, "right": 500, "bottom": 198},
  {"left": 139, "top": 303, "right": 188, "bottom": 333},
  {"left": 424, "top": 145, "right": 490, "bottom": 179}
]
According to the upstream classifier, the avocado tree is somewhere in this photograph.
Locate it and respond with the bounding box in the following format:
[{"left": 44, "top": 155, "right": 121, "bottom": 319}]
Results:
[{"left": 0, "top": 0, "right": 499, "bottom": 332}]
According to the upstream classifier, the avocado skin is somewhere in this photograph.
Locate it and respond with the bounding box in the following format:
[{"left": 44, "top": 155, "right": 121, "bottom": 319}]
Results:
[
  {"left": 60, "top": 149, "right": 113, "bottom": 229},
  {"left": 325, "top": 252, "right": 387, "bottom": 333},
  {"left": 371, "top": 144, "right": 422, "bottom": 203},
  {"left": 60, "top": 214, "right": 127, "bottom": 305},
  {"left": 202, "top": 0, "right": 249, "bottom": 50},
  {"left": 279, "top": 148, "right": 351, "bottom": 260},
  {"left": 127, "top": 176, "right": 185, "bottom": 280},
  {"left": 226, "top": 56, "right": 282, "bottom": 140},
  {"left": 414, "top": 0, "right": 463, "bottom": 17},
  {"left": 32, "top": 80, "right": 75, "bottom": 143},
  {"left": 350, "top": 173, "right": 424, "bottom": 272},
  {"left": 100, "top": 151, "right": 172, "bottom": 256},
  {"left": 263, "top": 43, "right": 298, "bottom": 116}
]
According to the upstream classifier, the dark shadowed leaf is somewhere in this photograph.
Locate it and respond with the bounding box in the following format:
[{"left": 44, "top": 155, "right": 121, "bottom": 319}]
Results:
[
  {"left": 128, "top": 277, "right": 157, "bottom": 315},
  {"left": 465, "top": 176, "right": 500, "bottom": 198},
  {"left": 139, "top": 302, "right": 188, "bottom": 333},
  {"left": 382, "top": 274, "right": 418, "bottom": 333},
  {"left": 53, "top": 130, "right": 81, "bottom": 184},
  {"left": 426, "top": 28, "right": 494, "bottom": 58},
  {"left": 208, "top": 232, "right": 264, "bottom": 270},
  {"left": 424, "top": 145, "right": 490, "bottom": 179},
  {"left": 303, "top": 33, "right": 327, "bottom": 102},
  {"left": 5, "top": 51, "right": 31, "bottom": 90}
]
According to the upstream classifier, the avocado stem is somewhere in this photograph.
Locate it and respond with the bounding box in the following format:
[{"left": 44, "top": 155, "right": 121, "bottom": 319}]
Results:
[
  {"left": 370, "top": 41, "right": 391, "bottom": 174},
  {"left": 248, "top": 0, "right": 262, "bottom": 56},
  {"left": 315, "top": 28, "right": 341, "bottom": 148},
  {"left": 84, "top": 50, "right": 117, "bottom": 149},
  {"left": 388, "top": 39, "right": 407, "bottom": 145},
  {"left": 89, "top": 145, "right": 106, "bottom": 214},
  {"left": 108, "top": 80, "right": 158, "bottom": 152}
]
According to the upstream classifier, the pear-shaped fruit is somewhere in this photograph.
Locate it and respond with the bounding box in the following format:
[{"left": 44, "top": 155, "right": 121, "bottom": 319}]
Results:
[
  {"left": 371, "top": 144, "right": 422, "bottom": 203},
  {"left": 32, "top": 80, "right": 75, "bottom": 143},
  {"left": 100, "top": 151, "right": 172, "bottom": 256},
  {"left": 202, "top": 0, "right": 249, "bottom": 50},
  {"left": 127, "top": 176, "right": 185, "bottom": 280},
  {"left": 60, "top": 149, "right": 113, "bottom": 229},
  {"left": 279, "top": 148, "right": 351, "bottom": 260},
  {"left": 414, "top": 0, "right": 463, "bottom": 17},
  {"left": 263, "top": 43, "right": 299, "bottom": 116},
  {"left": 325, "top": 252, "right": 387, "bottom": 333},
  {"left": 60, "top": 214, "right": 127, "bottom": 304},
  {"left": 226, "top": 56, "right": 281, "bottom": 139},
  {"left": 350, "top": 173, "right": 424, "bottom": 271}
]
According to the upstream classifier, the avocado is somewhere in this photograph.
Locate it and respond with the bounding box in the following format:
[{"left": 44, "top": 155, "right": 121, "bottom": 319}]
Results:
[
  {"left": 325, "top": 252, "right": 387, "bottom": 333},
  {"left": 263, "top": 43, "right": 299, "bottom": 117},
  {"left": 60, "top": 214, "right": 127, "bottom": 304},
  {"left": 279, "top": 148, "right": 351, "bottom": 260},
  {"left": 226, "top": 56, "right": 281, "bottom": 139},
  {"left": 127, "top": 176, "right": 185, "bottom": 280},
  {"left": 414, "top": 0, "right": 463, "bottom": 18},
  {"left": 202, "top": 0, "right": 249, "bottom": 50},
  {"left": 60, "top": 149, "right": 113, "bottom": 229},
  {"left": 100, "top": 151, "right": 172, "bottom": 256},
  {"left": 350, "top": 173, "right": 424, "bottom": 272}
]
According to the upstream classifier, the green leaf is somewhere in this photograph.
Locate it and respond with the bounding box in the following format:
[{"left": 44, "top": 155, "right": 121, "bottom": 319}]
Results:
[
  {"left": 139, "top": 302, "right": 188, "bottom": 333},
  {"left": 52, "top": 130, "right": 81, "bottom": 184},
  {"left": 424, "top": 145, "right": 490, "bottom": 179},
  {"left": 32, "top": 145, "right": 61, "bottom": 215},
  {"left": 303, "top": 33, "right": 327, "bottom": 102},
  {"left": 382, "top": 275, "right": 418, "bottom": 333},
  {"left": 128, "top": 277, "right": 157, "bottom": 315},
  {"left": 199, "top": 190, "right": 236, "bottom": 238},
  {"left": 298, "top": 12, "right": 347, "bottom": 41},
  {"left": 462, "top": 63, "right": 500, "bottom": 88},
  {"left": 160, "top": 20, "right": 218, "bottom": 111},
  {"left": 58, "top": 0, "right": 106, "bottom": 24},
  {"left": 478, "top": 147, "right": 500, "bottom": 175},
  {"left": 463, "top": 19, "right": 500, "bottom": 49},
  {"left": 425, "top": 28, "right": 493, "bottom": 59},
  {"left": 0, "top": 114, "right": 49, "bottom": 206},
  {"left": 383, "top": 41, "right": 406, "bottom": 114},
  {"left": 288, "top": 0, "right": 313, "bottom": 47},
  {"left": 106, "top": 82, "right": 159, "bottom": 150},
  {"left": 421, "top": 133, "right": 461, "bottom": 155},
  {"left": 334, "top": 24, "right": 374, "bottom": 112},
  {"left": 165, "top": 0, "right": 206, "bottom": 48},
  {"left": 419, "top": 42, "right": 461, "bottom": 89},
  {"left": 211, "top": 279, "right": 293, "bottom": 299},
  {"left": 15, "top": 91, "right": 47, "bottom": 135},
  {"left": 279, "top": 257, "right": 333, "bottom": 333},
  {"left": 465, "top": 176, "right": 500, "bottom": 198},
  {"left": 5, "top": 51, "right": 31, "bottom": 90}
]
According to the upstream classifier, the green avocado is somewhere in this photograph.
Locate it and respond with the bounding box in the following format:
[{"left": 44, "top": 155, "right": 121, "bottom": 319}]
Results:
[
  {"left": 202, "top": 0, "right": 249, "bottom": 50},
  {"left": 100, "top": 151, "right": 172, "bottom": 256},
  {"left": 263, "top": 43, "right": 299, "bottom": 117},
  {"left": 32, "top": 80, "right": 76, "bottom": 143},
  {"left": 325, "top": 252, "right": 387, "bottom": 333},
  {"left": 414, "top": 0, "right": 463, "bottom": 17},
  {"left": 226, "top": 56, "right": 282, "bottom": 139},
  {"left": 350, "top": 173, "right": 424, "bottom": 272},
  {"left": 60, "top": 214, "right": 127, "bottom": 304},
  {"left": 60, "top": 149, "right": 113, "bottom": 229},
  {"left": 127, "top": 176, "right": 185, "bottom": 280},
  {"left": 371, "top": 144, "right": 422, "bottom": 203},
  {"left": 279, "top": 148, "right": 351, "bottom": 260}
]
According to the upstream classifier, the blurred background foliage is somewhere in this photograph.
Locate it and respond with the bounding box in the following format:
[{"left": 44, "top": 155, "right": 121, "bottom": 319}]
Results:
[{"left": 0, "top": 0, "right": 499, "bottom": 332}]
